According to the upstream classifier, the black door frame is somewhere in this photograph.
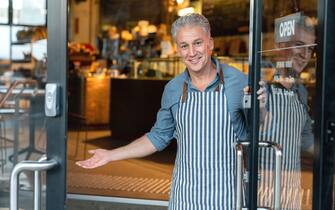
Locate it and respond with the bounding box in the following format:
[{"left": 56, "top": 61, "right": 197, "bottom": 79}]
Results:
[
  {"left": 247, "top": 0, "right": 262, "bottom": 208},
  {"left": 313, "top": 0, "right": 335, "bottom": 209},
  {"left": 45, "top": 0, "right": 68, "bottom": 210},
  {"left": 247, "top": 0, "right": 335, "bottom": 209}
]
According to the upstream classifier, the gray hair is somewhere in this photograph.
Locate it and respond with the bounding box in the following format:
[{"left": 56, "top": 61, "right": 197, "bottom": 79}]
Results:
[{"left": 171, "top": 13, "right": 211, "bottom": 41}]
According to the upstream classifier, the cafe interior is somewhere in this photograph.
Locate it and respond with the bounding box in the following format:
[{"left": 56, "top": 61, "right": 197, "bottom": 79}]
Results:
[{"left": 0, "top": 0, "right": 321, "bottom": 209}]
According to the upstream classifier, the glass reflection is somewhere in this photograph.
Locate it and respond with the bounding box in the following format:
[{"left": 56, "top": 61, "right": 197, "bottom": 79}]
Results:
[{"left": 258, "top": 13, "right": 316, "bottom": 210}]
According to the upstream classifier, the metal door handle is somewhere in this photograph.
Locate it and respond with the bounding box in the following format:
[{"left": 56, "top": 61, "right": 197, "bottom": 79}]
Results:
[
  {"left": 236, "top": 143, "right": 244, "bottom": 210},
  {"left": 235, "top": 141, "right": 282, "bottom": 210},
  {"left": 10, "top": 155, "right": 58, "bottom": 210},
  {"left": 34, "top": 155, "right": 47, "bottom": 210}
]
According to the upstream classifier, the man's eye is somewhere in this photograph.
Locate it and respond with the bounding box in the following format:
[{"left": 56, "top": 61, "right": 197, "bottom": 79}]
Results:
[
  {"left": 180, "top": 45, "right": 188, "bottom": 49},
  {"left": 194, "top": 41, "right": 202, "bottom": 46},
  {"left": 307, "top": 46, "right": 315, "bottom": 53}
]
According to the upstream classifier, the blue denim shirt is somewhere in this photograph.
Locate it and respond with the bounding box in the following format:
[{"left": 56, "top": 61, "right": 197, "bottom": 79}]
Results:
[{"left": 147, "top": 58, "right": 248, "bottom": 151}]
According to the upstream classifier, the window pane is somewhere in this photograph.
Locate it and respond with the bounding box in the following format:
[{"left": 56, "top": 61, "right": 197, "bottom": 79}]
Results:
[
  {"left": 11, "top": 43, "right": 31, "bottom": 61},
  {"left": 12, "top": 26, "right": 32, "bottom": 42},
  {"left": 12, "top": 0, "right": 46, "bottom": 25},
  {"left": 0, "top": 0, "right": 9, "bottom": 24},
  {"left": 0, "top": 26, "right": 10, "bottom": 60}
]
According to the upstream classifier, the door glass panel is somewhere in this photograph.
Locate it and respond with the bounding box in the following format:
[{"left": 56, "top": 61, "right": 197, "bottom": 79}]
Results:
[
  {"left": 258, "top": 2, "right": 318, "bottom": 209},
  {"left": 0, "top": 24, "right": 47, "bottom": 210},
  {"left": 12, "top": 0, "right": 46, "bottom": 26},
  {"left": 0, "top": 0, "right": 9, "bottom": 24}
]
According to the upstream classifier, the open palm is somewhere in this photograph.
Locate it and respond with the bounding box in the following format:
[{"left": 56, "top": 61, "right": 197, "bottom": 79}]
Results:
[{"left": 76, "top": 149, "right": 112, "bottom": 169}]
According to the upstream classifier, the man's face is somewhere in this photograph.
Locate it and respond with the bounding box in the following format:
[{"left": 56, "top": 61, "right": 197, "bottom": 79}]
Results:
[
  {"left": 175, "top": 26, "right": 214, "bottom": 73},
  {"left": 290, "top": 27, "right": 316, "bottom": 73}
]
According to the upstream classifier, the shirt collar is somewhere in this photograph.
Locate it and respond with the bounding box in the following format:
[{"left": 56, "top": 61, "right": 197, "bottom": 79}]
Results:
[{"left": 183, "top": 57, "right": 221, "bottom": 90}]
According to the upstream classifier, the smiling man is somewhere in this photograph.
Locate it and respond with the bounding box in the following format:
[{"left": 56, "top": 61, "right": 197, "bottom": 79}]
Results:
[{"left": 77, "top": 13, "right": 247, "bottom": 210}]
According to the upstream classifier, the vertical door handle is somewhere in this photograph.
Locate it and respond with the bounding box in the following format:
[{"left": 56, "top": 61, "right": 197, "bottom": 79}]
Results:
[
  {"left": 10, "top": 156, "right": 58, "bottom": 210},
  {"left": 235, "top": 141, "right": 282, "bottom": 210}
]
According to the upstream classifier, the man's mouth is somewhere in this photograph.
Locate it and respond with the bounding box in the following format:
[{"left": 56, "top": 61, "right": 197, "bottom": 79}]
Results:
[{"left": 188, "top": 57, "right": 201, "bottom": 64}]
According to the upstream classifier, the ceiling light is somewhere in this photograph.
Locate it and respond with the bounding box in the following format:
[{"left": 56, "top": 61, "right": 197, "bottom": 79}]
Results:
[
  {"left": 178, "top": 7, "right": 195, "bottom": 16},
  {"left": 176, "top": 0, "right": 184, "bottom": 5}
]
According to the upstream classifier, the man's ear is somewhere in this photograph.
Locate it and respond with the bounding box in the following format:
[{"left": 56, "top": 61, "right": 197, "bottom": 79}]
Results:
[{"left": 209, "top": 37, "right": 214, "bottom": 51}]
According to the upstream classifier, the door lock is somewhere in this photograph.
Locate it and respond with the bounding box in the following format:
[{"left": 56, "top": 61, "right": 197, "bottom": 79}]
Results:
[{"left": 45, "top": 83, "right": 60, "bottom": 117}]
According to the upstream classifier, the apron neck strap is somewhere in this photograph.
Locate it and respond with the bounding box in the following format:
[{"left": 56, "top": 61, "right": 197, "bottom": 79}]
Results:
[
  {"left": 214, "top": 64, "right": 224, "bottom": 91},
  {"left": 181, "top": 63, "right": 224, "bottom": 103}
]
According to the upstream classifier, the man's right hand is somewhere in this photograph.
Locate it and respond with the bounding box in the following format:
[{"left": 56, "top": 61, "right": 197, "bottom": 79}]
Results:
[
  {"left": 257, "top": 81, "right": 267, "bottom": 107},
  {"left": 243, "top": 81, "right": 267, "bottom": 107},
  {"left": 76, "top": 149, "right": 113, "bottom": 169},
  {"left": 75, "top": 135, "right": 158, "bottom": 169}
]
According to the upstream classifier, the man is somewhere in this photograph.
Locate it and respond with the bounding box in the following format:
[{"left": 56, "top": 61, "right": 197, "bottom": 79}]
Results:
[
  {"left": 256, "top": 14, "right": 315, "bottom": 210},
  {"left": 77, "top": 13, "right": 247, "bottom": 209}
]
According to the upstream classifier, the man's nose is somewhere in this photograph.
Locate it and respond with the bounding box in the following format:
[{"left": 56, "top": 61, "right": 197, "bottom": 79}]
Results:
[
  {"left": 300, "top": 47, "right": 310, "bottom": 58},
  {"left": 295, "top": 47, "right": 308, "bottom": 59},
  {"left": 188, "top": 46, "right": 196, "bottom": 56}
]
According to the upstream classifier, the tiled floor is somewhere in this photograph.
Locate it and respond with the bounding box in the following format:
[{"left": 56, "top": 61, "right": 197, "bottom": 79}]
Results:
[
  {"left": 67, "top": 129, "right": 175, "bottom": 201},
  {"left": 0, "top": 127, "right": 172, "bottom": 210}
]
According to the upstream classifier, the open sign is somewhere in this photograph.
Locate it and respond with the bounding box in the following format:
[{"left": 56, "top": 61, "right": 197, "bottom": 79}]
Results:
[{"left": 275, "top": 12, "right": 302, "bottom": 43}]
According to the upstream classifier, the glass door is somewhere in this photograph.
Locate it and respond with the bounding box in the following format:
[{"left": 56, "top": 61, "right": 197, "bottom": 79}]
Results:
[
  {"left": 0, "top": 0, "right": 49, "bottom": 209},
  {"left": 244, "top": 0, "right": 335, "bottom": 209}
]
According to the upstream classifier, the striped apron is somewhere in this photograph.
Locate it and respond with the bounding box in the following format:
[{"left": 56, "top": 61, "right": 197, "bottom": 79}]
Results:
[
  {"left": 258, "top": 85, "right": 307, "bottom": 210},
  {"left": 168, "top": 68, "right": 237, "bottom": 210}
]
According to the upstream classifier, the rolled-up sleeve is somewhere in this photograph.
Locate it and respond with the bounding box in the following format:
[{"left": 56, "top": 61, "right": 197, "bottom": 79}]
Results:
[
  {"left": 223, "top": 65, "right": 248, "bottom": 141},
  {"left": 147, "top": 83, "right": 179, "bottom": 151}
]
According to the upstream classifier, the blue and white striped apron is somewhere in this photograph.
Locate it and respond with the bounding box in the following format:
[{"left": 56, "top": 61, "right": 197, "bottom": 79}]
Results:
[
  {"left": 258, "top": 85, "right": 307, "bottom": 210},
  {"left": 168, "top": 69, "right": 237, "bottom": 210}
]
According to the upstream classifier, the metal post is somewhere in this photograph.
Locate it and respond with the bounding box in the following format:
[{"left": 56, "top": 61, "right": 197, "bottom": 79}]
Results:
[
  {"left": 13, "top": 97, "right": 19, "bottom": 165},
  {"left": 10, "top": 158, "right": 58, "bottom": 210}
]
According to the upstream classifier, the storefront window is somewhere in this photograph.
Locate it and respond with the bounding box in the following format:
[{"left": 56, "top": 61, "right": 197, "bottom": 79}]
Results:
[
  {"left": 0, "top": 0, "right": 9, "bottom": 24},
  {"left": 0, "top": 26, "right": 10, "bottom": 60},
  {"left": 12, "top": 0, "right": 46, "bottom": 25}
]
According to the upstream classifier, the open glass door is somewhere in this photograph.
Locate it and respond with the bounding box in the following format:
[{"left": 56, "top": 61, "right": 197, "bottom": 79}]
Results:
[
  {"left": 0, "top": 0, "right": 50, "bottom": 209},
  {"left": 244, "top": 0, "right": 335, "bottom": 209},
  {"left": 6, "top": 0, "right": 67, "bottom": 210},
  {"left": 259, "top": 11, "right": 317, "bottom": 210}
]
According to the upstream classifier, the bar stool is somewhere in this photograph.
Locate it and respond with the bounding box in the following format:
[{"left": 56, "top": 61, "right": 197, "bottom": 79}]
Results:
[{"left": 0, "top": 79, "right": 38, "bottom": 165}]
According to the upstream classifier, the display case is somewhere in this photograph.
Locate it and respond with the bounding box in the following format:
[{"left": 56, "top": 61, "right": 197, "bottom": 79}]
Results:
[{"left": 131, "top": 56, "right": 249, "bottom": 79}]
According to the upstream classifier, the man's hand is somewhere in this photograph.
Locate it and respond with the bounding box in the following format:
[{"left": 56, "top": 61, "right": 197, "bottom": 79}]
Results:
[
  {"left": 75, "top": 135, "right": 157, "bottom": 169},
  {"left": 257, "top": 81, "right": 267, "bottom": 107},
  {"left": 76, "top": 149, "right": 113, "bottom": 169},
  {"left": 243, "top": 81, "right": 267, "bottom": 106}
]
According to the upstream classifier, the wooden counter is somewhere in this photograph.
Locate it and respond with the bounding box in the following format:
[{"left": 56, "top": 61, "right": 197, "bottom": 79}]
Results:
[
  {"left": 68, "top": 76, "right": 169, "bottom": 136},
  {"left": 68, "top": 75, "right": 110, "bottom": 125}
]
